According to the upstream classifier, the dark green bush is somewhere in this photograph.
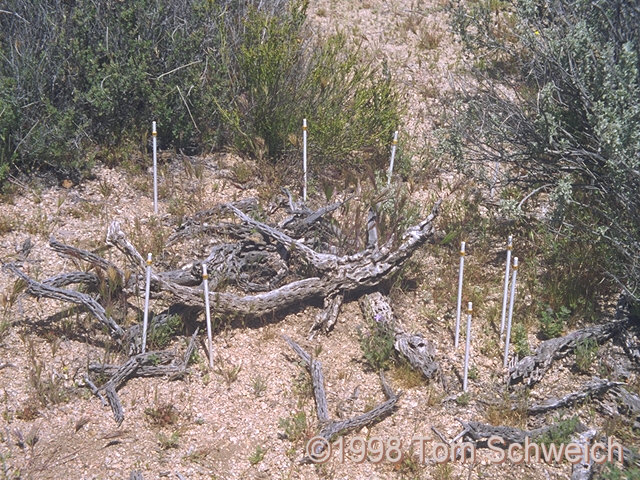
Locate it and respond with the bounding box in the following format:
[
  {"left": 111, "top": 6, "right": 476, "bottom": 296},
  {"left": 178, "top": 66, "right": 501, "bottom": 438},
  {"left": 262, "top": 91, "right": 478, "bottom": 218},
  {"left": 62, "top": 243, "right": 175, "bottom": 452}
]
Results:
[
  {"left": 0, "top": 0, "right": 399, "bottom": 184},
  {"left": 448, "top": 0, "right": 640, "bottom": 307},
  {"left": 539, "top": 305, "right": 569, "bottom": 340},
  {"left": 216, "top": 2, "right": 400, "bottom": 173}
]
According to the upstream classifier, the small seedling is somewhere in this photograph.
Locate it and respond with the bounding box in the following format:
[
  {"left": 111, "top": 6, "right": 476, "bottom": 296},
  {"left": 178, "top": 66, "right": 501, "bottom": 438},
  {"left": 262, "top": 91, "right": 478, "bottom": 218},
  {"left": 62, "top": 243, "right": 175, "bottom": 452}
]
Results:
[
  {"left": 357, "top": 319, "right": 396, "bottom": 371},
  {"left": 248, "top": 445, "right": 266, "bottom": 465},
  {"left": 145, "top": 403, "right": 179, "bottom": 427},
  {"left": 456, "top": 392, "right": 471, "bottom": 406},
  {"left": 278, "top": 411, "right": 307, "bottom": 442},
  {"left": 158, "top": 431, "right": 180, "bottom": 449},
  {"left": 252, "top": 375, "right": 267, "bottom": 397}
]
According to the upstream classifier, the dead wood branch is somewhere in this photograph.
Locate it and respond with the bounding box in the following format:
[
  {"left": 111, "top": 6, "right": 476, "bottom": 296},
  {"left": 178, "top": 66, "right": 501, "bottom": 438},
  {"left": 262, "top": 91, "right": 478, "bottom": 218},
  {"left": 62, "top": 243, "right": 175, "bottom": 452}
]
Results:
[
  {"left": 458, "top": 419, "right": 639, "bottom": 469},
  {"left": 309, "top": 292, "right": 343, "bottom": 337},
  {"left": 601, "top": 385, "right": 640, "bottom": 430},
  {"left": 620, "top": 324, "right": 640, "bottom": 367},
  {"left": 359, "top": 292, "right": 440, "bottom": 380},
  {"left": 229, "top": 205, "right": 334, "bottom": 271},
  {"left": 167, "top": 198, "right": 258, "bottom": 246},
  {"left": 106, "top": 221, "right": 146, "bottom": 271},
  {"left": 571, "top": 429, "right": 597, "bottom": 480},
  {"left": 279, "top": 193, "right": 348, "bottom": 241},
  {"left": 3, "top": 263, "right": 124, "bottom": 338},
  {"left": 456, "top": 419, "right": 586, "bottom": 446},
  {"left": 190, "top": 197, "right": 258, "bottom": 222},
  {"left": 106, "top": 200, "right": 440, "bottom": 319},
  {"left": 283, "top": 335, "right": 329, "bottom": 423},
  {"left": 528, "top": 377, "right": 623, "bottom": 415},
  {"left": 508, "top": 318, "right": 631, "bottom": 387},
  {"left": 49, "top": 237, "right": 123, "bottom": 278},
  {"left": 42, "top": 271, "right": 98, "bottom": 289},
  {"left": 283, "top": 336, "right": 399, "bottom": 457},
  {"left": 90, "top": 342, "right": 196, "bottom": 424}
]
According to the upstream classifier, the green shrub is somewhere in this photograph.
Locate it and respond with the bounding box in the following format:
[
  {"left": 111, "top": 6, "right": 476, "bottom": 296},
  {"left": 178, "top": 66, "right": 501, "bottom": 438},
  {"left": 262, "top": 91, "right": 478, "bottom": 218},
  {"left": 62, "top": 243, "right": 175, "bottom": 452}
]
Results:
[
  {"left": 278, "top": 411, "right": 307, "bottom": 442},
  {"left": 148, "top": 314, "right": 183, "bottom": 349},
  {"left": 448, "top": 0, "right": 640, "bottom": 309},
  {"left": 539, "top": 305, "right": 569, "bottom": 340},
  {"left": 248, "top": 445, "right": 266, "bottom": 465},
  {"left": 600, "top": 463, "right": 640, "bottom": 480},
  {"left": 216, "top": 2, "right": 400, "bottom": 175},
  {"left": 512, "top": 323, "right": 530, "bottom": 357},
  {"left": 536, "top": 416, "right": 580, "bottom": 447},
  {"left": 1, "top": 0, "right": 399, "bottom": 186},
  {"left": 574, "top": 337, "right": 598, "bottom": 374}
]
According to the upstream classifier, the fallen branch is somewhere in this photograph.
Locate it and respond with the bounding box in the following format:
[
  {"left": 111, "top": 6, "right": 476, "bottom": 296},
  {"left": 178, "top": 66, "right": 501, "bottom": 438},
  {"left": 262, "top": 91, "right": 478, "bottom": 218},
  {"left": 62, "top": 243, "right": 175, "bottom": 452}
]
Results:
[
  {"left": 570, "top": 429, "right": 597, "bottom": 480},
  {"left": 528, "top": 377, "right": 623, "bottom": 415},
  {"left": 508, "top": 318, "right": 631, "bottom": 387},
  {"left": 106, "top": 200, "right": 441, "bottom": 319},
  {"left": 3, "top": 263, "right": 124, "bottom": 338},
  {"left": 309, "top": 292, "right": 343, "bottom": 337},
  {"left": 601, "top": 385, "right": 640, "bottom": 430},
  {"left": 49, "top": 237, "right": 123, "bottom": 279},
  {"left": 456, "top": 418, "right": 586, "bottom": 446},
  {"left": 90, "top": 331, "right": 198, "bottom": 424},
  {"left": 620, "top": 325, "right": 640, "bottom": 367},
  {"left": 166, "top": 197, "right": 259, "bottom": 246},
  {"left": 283, "top": 335, "right": 399, "bottom": 458},
  {"left": 359, "top": 292, "right": 440, "bottom": 380}
]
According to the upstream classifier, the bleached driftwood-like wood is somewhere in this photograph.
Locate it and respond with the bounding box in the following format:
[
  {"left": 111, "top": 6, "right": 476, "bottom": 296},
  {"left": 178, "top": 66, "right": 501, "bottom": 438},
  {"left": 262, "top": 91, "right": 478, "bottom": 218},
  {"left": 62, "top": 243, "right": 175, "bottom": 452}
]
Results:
[
  {"left": 309, "top": 292, "right": 344, "bottom": 337},
  {"left": 279, "top": 193, "right": 347, "bottom": 238},
  {"left": 456, "top": 418, "right": 585, "bottom": 446},
  {"left": 602, "top": 385, "right": 640, "bottom": 430},
  {"left": 283, "top": 335, "right": 329, "bottom": 423},
  {"left": 457, "top": 419, "right": 639, "bottom": 470},
  {"left": 105, "top": 200, "right": 441, "bottom": 319},
  {"left": 5, "top": 195, "right": 441, "bottom": 426},
  {"left": 49, "top": 236, "right": 123, "bottom": 278},
  {"left": 90, "top": 334, "right": 198, "bottom": 424},
  {"left": 167, "top": 197, "right": 259, "bottom": 244},
  {"left": 42, "top": 271, "right": 99, "bottom": 289},
  {"left": 508, "top": 318, "right": 631, "bottom": 387},
  {"left": 620, "top": 325, "right": 640, "bottom": 365},
  {"left": 571, "top": 429, "right": 597, "bottom": 480},
  {"left": 3, "top": 263, "right": 124, "bottom": 338},
  {"left": 527, "top": 377, "right": 623, "bottom": 415},
  {"left": 359, "top": 292, "right": 440, "bottom": 380},
  {"left": 284, "top": 335, "right": 398, "bottom": 457},
  {"left": 7, "top": 196, "right": 440, "bottom": 339}
]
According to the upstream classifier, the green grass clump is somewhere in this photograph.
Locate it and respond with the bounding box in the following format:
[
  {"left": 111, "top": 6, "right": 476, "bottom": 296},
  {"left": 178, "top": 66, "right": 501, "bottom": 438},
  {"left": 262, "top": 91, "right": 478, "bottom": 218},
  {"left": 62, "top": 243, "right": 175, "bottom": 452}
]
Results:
[
  {"left": 574, "top": 337, "right": 598, "bottom": 374},
  {"left": 278, "top": 411, "right": 307, "bottom": 442},
  {"left": 536, "top": 416, "right": 580, "bottom": 447}
]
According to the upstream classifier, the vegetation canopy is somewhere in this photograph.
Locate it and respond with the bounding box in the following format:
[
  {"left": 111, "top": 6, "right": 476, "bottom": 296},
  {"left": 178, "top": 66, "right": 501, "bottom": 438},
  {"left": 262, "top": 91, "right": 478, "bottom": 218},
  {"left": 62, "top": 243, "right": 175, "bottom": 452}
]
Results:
[
  {"left": 0, "top": 0, "right": 399, "bottom": 183},
  {"left": 448, "top": 0, "right": 640, "bottom": 307}
]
